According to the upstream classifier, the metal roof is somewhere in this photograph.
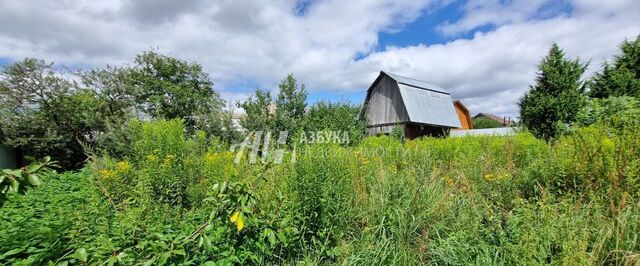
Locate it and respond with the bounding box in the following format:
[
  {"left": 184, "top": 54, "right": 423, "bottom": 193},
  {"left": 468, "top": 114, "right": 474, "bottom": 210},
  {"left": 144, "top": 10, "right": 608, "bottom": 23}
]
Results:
[
  {"left": 449, "top": 127, "right": 516, "bottom": 137},
  {"left": 397, "top": 84, "right": 461, "bottom": 128},
  {"left": 383, "top": 71, "right": 450, "bottom": 95}
]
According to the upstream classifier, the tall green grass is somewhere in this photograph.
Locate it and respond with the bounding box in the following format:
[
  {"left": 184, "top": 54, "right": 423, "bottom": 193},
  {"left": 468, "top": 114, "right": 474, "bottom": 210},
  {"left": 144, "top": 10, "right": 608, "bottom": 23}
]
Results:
[{"left": 1, "top": 120, "right": 639, "bottom": 265}]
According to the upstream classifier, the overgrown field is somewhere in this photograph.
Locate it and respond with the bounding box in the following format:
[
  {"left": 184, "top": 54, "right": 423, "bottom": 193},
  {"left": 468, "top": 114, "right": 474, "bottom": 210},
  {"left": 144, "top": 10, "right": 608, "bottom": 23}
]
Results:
[{"left": 1, "top": 120, "right": 640, "bottom": 265}]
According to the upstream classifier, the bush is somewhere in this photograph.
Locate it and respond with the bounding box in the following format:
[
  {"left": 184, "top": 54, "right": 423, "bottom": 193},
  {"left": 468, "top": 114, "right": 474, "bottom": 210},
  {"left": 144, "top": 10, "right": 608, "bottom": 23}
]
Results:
[
  {"left": 575, "top": 96, "right": 640, "bottom": 130},
  {"left": 472, "top": 116, "right": 503, "bottom": 129},
  {"left": 2, "top": 119, "right": 640, "bottom": 265},
  {"left": 302, "top": 101, "right": 366, "bottom": 145}
]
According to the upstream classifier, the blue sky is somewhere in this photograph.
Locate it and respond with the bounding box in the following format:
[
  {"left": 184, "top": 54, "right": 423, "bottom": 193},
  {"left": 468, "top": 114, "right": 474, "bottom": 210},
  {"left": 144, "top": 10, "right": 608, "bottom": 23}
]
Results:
[{"left": 0, "top": 0, "right": 638, "bottom": 116}]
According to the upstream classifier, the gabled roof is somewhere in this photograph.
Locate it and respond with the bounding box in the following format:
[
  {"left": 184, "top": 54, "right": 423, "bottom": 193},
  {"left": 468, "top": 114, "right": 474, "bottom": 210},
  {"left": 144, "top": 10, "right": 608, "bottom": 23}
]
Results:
[
  {"left": 453, "top": 100, "right": 469, "bottom": 113},
  {"left": 473, "top": 112, "right": 513, "bottom": 126},
  {"left": 383, "top": 71, "right": 450, "bottom": 95},
  {"left": 363, "top": 71, "right": 461, "bottom": 128}
]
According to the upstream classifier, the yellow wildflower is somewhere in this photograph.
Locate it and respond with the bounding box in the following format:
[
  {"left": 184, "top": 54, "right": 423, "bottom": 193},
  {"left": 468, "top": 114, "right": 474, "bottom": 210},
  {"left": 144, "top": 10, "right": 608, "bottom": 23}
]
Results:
[
  {"left": 483, "top": 174, "right": 494, "bottom": 181},
  {"left": 116, "top": 161, "right": 131, "bottom": 172},
  {"left": 145, "top": 154, "right": 157, "bottom": 161},
  {"left": 99, "top": 169, "right": 115, "bottom": 179},
  {"left": 601, "top": 138, "right": 615, "bottom": 151},
  {"left": 205, "top": 153, "right": 217, "bottom": 163},
  {"left": 445, "top": 176, "right": 454, "bottom": 186},
  {"left": 162, "top": 155, "right": 174, "bottom": 168}
]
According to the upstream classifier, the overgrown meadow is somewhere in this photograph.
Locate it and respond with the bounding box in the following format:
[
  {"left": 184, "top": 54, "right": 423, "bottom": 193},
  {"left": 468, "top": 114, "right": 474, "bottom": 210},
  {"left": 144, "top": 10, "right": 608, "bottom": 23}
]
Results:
[{"left": 1, "top": 119, "right": 639, "bottom": 265}]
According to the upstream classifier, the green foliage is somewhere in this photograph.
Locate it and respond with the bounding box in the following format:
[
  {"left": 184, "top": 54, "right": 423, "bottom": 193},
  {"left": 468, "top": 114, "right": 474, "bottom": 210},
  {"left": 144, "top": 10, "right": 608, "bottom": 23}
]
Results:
[
  {"left": 239, "top": 74, "right": 307, "bottom": 143},
  {"left": 129, "top": 51, "right": 225, "bottom": 131},
  {"left": 575, "top": 96, "right": 640, "bottom": 130},
  {"left": 0, "top": 156, "right": 59, "bottom": 207},
  {"left": 589, "top": 36, "right": 640, "bottom": 98},
  {"left": 3, "top": 118, "right": 640, "bottom": 265},
  {"left": 472, "top": 116, "right": 503, "bottom": 129},
  {"left": 0, "top": 58, "right": 107, "bottom": 169},
  {"left": 274, "top": 74, "right": 307, "bottom": 136},
  {"left": 0, "top": 52, "right": 229, "bottom": 169},
  {"left": 390, "top": 124, "right": 405, "bottom": 142},
  {"left": 0, "top": 171, "right": 109, "bottom": 265},
  {"left": 302, "top": 101, "right": 366, "bottom": 145},
  {"left": 238, "top": 89, "right": 273, "bottom": 132},
  {"left": 519, "top": 43, "right": 587, "bottom": 140}
]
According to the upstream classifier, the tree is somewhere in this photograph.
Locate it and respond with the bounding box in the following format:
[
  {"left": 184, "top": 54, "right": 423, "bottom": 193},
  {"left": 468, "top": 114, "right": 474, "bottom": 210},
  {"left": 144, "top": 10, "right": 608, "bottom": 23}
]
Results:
[
  {"left": 128, "top": 51, "right": 225, "bottom": 131},
  {"left": 589, "top": 36, "right": 640, "bottom": 98},
  {"left": 274, "top": 74, "right": 307, "bottom": 136},
  {"left": 519, "top": 43, "right": 587, "bottom": 140},
  {"left": 78, "top": 65, "right": 136, "bottom": 125},
  {"left": 472, "top": 117, "right": 503, "bottom": 129},
  {"left": 575, "top": 96, "right": 640, "bottom": 130},
  {"left": 238, "top": 89, "right": 273, "bottom": 132},
  {"left": 238, "top": 73, "right": 307, "bottom": 140},
  {"left": 0, "top": 58, "right": 105, "bottom": 169},
  {"left": 302, "top": 101, "right": 365, "bottom": 145}
]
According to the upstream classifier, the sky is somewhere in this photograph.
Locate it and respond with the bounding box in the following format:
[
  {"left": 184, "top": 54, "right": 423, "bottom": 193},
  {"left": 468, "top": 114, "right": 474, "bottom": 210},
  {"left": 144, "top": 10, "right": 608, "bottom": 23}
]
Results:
[{"left": 0, "top": 0, "right": 638, "bottom": 118}]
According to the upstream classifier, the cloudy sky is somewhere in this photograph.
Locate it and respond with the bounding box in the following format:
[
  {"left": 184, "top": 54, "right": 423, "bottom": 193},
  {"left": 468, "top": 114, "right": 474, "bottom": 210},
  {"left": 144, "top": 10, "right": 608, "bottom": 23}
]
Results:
[{"left": 0, "top": 0, "right": 638, "bottom": 117}]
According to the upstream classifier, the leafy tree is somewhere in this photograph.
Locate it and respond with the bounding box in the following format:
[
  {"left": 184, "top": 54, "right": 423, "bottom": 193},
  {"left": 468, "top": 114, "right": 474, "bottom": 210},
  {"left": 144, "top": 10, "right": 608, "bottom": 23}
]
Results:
[
  {"left": 519, "top": 43, "right": 587, "bottom": 140},
  {"left": 238, "top": 73, "right": 308, "bottom": 141},
  {"left": 238, "top": 89, "right": 273, "bottom": 132},
  {"left": 194, "top": 107, "right": 243, "bottom": 143},
  {"left": 302, "top": 101, "right": 365, "bottom": 145},
  {"left": 78, "top": 65, "right": 136, "bottom": 125},
  {"left": 589, "top": 36, "right": 640, "bottom": 98},
  {"left": 472, "top": 117, "right": 503, "bottom": 129},
  {"left": 274, "top": 74, "right": 307, "bottom": 136},
  {"left": 128, "top": 51, "right": 225, "bottom": 131},
  {"left": 0, "top": 58, "right": 105, "bottom": 169}
]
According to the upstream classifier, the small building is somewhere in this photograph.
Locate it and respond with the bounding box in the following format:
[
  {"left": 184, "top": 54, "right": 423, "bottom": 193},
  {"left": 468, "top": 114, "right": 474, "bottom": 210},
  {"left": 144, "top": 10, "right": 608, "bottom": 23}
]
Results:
[
  {"left": 453, "top": 100, "right": 473, "bottom": 130},
  {"left": 362, "top": 71, "right": 461, "bottom": 139},
  {"left": 473, "top": 112, "right": 514, "bottom": 127}
]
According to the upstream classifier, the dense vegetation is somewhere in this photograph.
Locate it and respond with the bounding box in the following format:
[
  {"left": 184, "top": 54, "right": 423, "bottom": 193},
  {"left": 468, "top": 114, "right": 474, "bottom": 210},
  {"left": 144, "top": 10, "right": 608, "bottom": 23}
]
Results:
[
  {"left": 1, "top": 37, "right": 639, "bottom": 264},
  {"left": 471, "top": 116, "right": 503, "bottom": 129},
  {"left": 1, "top": 118, "right": 639, "bottom": 265},
  {"left": 519, "top": 36, "right": 639, "bottom": 140}
]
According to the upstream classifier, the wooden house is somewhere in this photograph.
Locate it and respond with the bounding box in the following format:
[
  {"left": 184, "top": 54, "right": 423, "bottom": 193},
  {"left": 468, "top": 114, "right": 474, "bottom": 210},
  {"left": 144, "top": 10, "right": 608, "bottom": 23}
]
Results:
[
  {"left": 362, "top": 71, "right": 461, "bottom": 139},
  {"left": 473, "top": 112, "right": 514, "bottom": 127},
  {"left": 452, "top": 100, "right": 473, "bottom": 130}
]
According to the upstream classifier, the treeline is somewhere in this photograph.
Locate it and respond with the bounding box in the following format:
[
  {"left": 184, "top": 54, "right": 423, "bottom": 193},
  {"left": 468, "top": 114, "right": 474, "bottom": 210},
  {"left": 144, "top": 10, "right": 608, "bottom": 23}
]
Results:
[
  {"left": 0, "top": 52, "right": 365, "bottom": 169},
  {"left": 519, "top": 36, "right": 640, "bottom": 140}
]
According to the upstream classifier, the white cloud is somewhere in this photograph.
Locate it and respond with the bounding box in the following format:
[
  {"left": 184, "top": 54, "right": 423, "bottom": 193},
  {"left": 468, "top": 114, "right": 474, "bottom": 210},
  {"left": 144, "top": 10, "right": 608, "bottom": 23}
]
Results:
[
  {"left": 0, "top": 0, "right": 638, "bottom": 117},
  {"left": 351, "top": 0, "right": 639, "bottom": 116},
  {"left": 437, "top": 0, "right": 556, "bottom": 36}
]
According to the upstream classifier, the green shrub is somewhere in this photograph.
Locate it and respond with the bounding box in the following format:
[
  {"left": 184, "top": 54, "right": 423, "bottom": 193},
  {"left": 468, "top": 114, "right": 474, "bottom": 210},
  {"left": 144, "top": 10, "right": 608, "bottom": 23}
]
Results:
[
  {"left": 3, "top": 119, "right": 640, "bottom": 265},
  {"left": 472, "top": 116, "right": 503, "bottom": 129}
]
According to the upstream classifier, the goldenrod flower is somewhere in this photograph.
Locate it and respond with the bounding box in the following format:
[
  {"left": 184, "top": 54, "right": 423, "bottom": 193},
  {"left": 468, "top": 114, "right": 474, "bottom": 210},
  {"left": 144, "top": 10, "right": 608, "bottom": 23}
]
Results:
[
  {"left": 145, "top": 154, "right": 157, "bottom": 161},
  {"left": 99, "top": 169, "right": 115, "bottom": 179},
  {"left": 162, "top": 155, "right": 174, "bottom": 168},
  {"left": 205, "top": 153, "right": 217, "bottom": 163},
  {"left": 445, "top": 176, "right": 454, "bottom": 186},
  {"left": 116, "top": 161, "right": 131, "bottom": 172}
]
